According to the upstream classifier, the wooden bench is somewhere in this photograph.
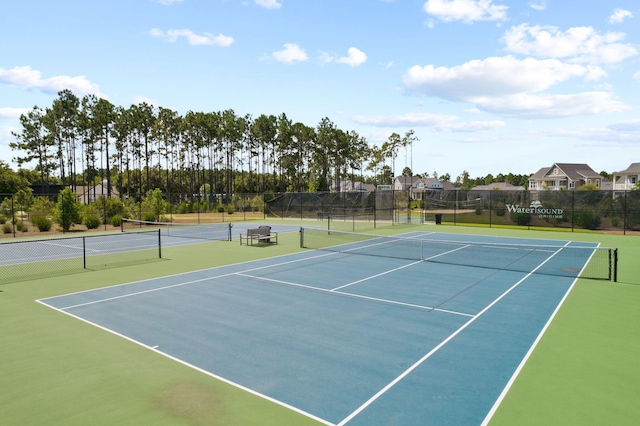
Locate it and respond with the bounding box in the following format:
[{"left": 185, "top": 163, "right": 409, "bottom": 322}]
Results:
[{"left": 240, "top": 226, "right": 278, "bottom": 246}]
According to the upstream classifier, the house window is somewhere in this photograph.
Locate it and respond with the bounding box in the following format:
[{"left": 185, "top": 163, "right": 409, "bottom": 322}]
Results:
[{"left": 632, "top": 177, "right": 637, "bottom": 185}]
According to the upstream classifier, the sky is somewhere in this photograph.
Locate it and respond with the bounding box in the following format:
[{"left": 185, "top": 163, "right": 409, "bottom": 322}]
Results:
[{"left": 1, "top": 0, "right": 640, "bottom": 180}]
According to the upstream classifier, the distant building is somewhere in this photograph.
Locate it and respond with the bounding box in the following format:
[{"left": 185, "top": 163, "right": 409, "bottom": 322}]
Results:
[
  {"left": 392, "top": 176, "right": 455, "bottom": 197},
  {"left": 337, "top": 181, "right": 376, "bottom": 192},
  {"left": 612, "top": 163, "right": 640, "bottom": 195},
  {"left": 75, "top": 180, "right": 119, "bottom": 204},
  {"left": 528, "top": 163, "right": 604, "bottom": 191}
]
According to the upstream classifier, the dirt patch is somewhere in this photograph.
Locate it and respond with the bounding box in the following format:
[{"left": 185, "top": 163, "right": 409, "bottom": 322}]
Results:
[{"left": 152, "top": 381, "right": 228, "bottom": 425}]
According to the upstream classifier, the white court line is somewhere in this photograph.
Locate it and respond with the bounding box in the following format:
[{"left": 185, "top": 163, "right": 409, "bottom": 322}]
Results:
[
  {"left": 51, "top": 250, "right": 341, "bottom": 310},
  {"left": 337, "top": 242, "right": 571, "bottom": 426},
  {"left": 480, "top": 241, "right": 599, "bottom": 425},
  {"left": 234, "top": 272, "right": 473, "bottom": 318},
  {"left": 34, "top": 299, "right": 333, "bottom": 426}
]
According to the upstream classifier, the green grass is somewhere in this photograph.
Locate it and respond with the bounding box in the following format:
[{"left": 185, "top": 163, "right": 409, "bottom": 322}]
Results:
[{"left": 1, "top": 220, "right": 639, "bottom": 425}]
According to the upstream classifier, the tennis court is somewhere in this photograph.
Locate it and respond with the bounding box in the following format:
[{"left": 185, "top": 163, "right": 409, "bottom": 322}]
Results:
[{"left": 36, "top": 230, "right": 609, "bottom": 425}]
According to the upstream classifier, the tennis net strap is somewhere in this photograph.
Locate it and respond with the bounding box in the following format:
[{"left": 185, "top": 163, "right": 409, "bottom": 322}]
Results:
[
  {"left": 122, "top": 218, "right": 232, "bottom": 241},
  {"left": 299, "top": 228, "right": 617, "bottom": 281}
]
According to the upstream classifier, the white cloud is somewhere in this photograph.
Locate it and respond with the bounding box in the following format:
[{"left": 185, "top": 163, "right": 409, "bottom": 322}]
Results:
[
  {"left": 0, "top": 107, "right": 30, "bottom": 119},
  {"left": 336, "top": 47, "right": 367, "bottom": 67},
  {"left": 403, "top": 56, "right": 606, "bottom": 100},
  {"left": 270, "top": 43, "right": 308, "bottom": 63},
  {"left": 423, "top": 0, "right": 508, "bottom": 23},
  {"left": 401, "top": 56, "right": 628, "bottom": 118},
  {"left": 0, "top": 66, "right": 105, "bottom": 98},
  {"left": 353, "top": 112, "right": 505, "bottom": 132},
  {"left": 472, "top": 92, "right": 629, "bottom": 118},
  {"left": 255, "top": 0, "right": 282, "bottom": 9},
  {"left": 502, "top": 24, "right": 638, "bottom": 65},
  {"left": 149, "top": 28, "right": 234, "bottom": 47},
  {"left": 633, "top": 71, "right": 640, "bottom": 81},
  {"left": 609, "top": 8, "right": 633, "bottom": 24},
  {"left": 529, "top": 1, "right": 546, "bottom": 11}
]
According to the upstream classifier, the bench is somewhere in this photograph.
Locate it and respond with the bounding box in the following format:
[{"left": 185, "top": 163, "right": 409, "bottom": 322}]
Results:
[{"left": 240, "top": 226, "right": 278, "bottom": 246}]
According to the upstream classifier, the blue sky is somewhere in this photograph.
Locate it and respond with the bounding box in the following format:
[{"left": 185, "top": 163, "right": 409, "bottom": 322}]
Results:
[{"left": 1, "top": 0, "right": 639, "bottom": 179}]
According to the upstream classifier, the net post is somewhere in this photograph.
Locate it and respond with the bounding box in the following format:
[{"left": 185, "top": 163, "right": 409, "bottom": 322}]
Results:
[
  {"left": 158, "top": 228, "right": 162, "bottom": 259},
  {"left": 613, "top": 248, "right": 618, "bottom": 282},
  {"left": 83, "top": 236, "right": 86, "bottom": 269},
  {"left": 228, "top": 223, "right": 232, "bottom": 241},
  {"left": 299, "top": 227, "right": 305, "bottom": 248}
]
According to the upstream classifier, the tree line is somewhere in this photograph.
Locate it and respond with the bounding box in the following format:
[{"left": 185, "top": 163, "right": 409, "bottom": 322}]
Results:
[
  {"left": 6, "top": 90, "right": 543, "bottom": 198},
  {"left": 9, "top": 90, "right": 424, "bottom": 199}
]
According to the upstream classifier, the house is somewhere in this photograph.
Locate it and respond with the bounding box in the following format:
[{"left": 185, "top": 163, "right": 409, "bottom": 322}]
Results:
[
  {"left": 528, "top": 163, "right": 603, "bottom": 191},
  {"left": 612, "top": 163, "right": 640, "bottom": 193},
  {"left": 76, "top": 180, "right": 119, "bottom": 204},
  {"left": 337, "top": 181, "right": 376, "bottom": 192},
  {"left": 392, "top": 176, "right": 455, "bottom": 197}
]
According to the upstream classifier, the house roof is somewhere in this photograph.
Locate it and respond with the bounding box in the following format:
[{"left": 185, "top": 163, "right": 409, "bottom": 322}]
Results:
[
  {"left": 614, "top": 162, "right": 640, "bottom": 174},
  {"left": 530, "top": 163, "right": 601, "bottom": 181},
  {"left": 394, "top": 176, "right": 423, "bottom": 186}
]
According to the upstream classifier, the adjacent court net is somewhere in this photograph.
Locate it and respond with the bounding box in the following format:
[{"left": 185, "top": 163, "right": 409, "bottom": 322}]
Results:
[
  {"left": 299, "top": 228, "right": 617, "bottom": 281},
  {"left": 122, "top": 218, "right": 232, "bottom": 241},
  {"left": 0, "top": 230, "right": 161, "bottom": 284}
]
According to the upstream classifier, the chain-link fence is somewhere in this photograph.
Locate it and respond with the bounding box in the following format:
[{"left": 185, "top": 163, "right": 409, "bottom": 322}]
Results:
[
  {"left": 2, "top": 189, "right": 640, "bottom": 238},
  {"left": 418, "top": 189, "right": 640, "bottom": 234}
]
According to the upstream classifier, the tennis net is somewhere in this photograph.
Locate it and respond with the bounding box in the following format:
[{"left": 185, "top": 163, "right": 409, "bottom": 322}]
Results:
[
  {"left": 122, "top": 218, "right": 232, "bottom": 241},
  {"left": 0, "top": 230, "right": 161, "bottom": 284},
  {"left": 299, "top": 228, "right": 617, "bottom": 281}
]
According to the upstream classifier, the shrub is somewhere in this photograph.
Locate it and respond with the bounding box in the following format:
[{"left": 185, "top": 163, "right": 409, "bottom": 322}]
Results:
[
  {"left": 494, "top": 207, "right": 505, "bottom": 216},
  {"left": 54, "top": 188, "right": 81, "bottom": 231},
  {"left": 2, "top": 223, "right": 11, "bottom": 234},
  {"left": 111, "top": 215, "right": 122, "bottom": 227},
  {"left": 0, "top": 214, "right": 5, "bottom": 224},
  {"left": 16, "top": 221, "right": 28, "bottom": 232},
  {"left": 217, "top": 204, "right": 225, "bottom": 213},
  {"left": 83, "top": 214, "right": 101, "bottom": 229},
  {"left": 225, "top": 205, "right": 235, "bottom": 215},
  {"left": 574, "top": 211, "right": 601, "bottom": 230},
  {"left": 511, "top": 212, "right": 531, "bottom": 226},
  {"left": 142, "top": 212, "right": 156, "bottom": 222},
  {"left": 31, "top": 216, "right": 52, "bottom": 232},
  {"left": 475, "top": 208, "right": 483, "bottom": 215},
  {"left": 250, "top": 195, "right": 264, "bottom": 213}
]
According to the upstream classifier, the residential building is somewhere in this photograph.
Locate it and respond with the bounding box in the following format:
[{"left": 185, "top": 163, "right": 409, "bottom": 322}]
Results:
[
  {"left": 612, "top": 163, "right": 640, "bottom": 193},
  {"left": 528, "top": 163, "right": 603, "bottom": 191},
  {"left": 337, "top": 181, "right": 376, "bottom": 192},
  {"left": 75, "top": 180, "right": 119, "bottom": 204},
  {"left": 392, "top": 176, "right": 455, "bottom": 197}
]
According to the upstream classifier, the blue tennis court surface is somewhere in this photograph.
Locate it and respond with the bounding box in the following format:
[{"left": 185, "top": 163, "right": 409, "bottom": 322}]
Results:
[{"left": 38, "top": 231, "right": 599, "bottom": 425}]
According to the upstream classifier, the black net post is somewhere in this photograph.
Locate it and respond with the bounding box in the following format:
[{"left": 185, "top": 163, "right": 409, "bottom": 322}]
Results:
[
  {"left": 158, "top": 228, "right": 162, "bottom": 259},
  {"left": 83, "top": 236, "right": 87, "bottom": 269},
  {"left": 11, "top": 195, "right": 16, "bottom": 238}
]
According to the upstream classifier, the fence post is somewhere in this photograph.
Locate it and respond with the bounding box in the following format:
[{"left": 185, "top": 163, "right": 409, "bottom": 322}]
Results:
[{"left": 623, "top": 191, "right": 628, "bottom": 236}]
